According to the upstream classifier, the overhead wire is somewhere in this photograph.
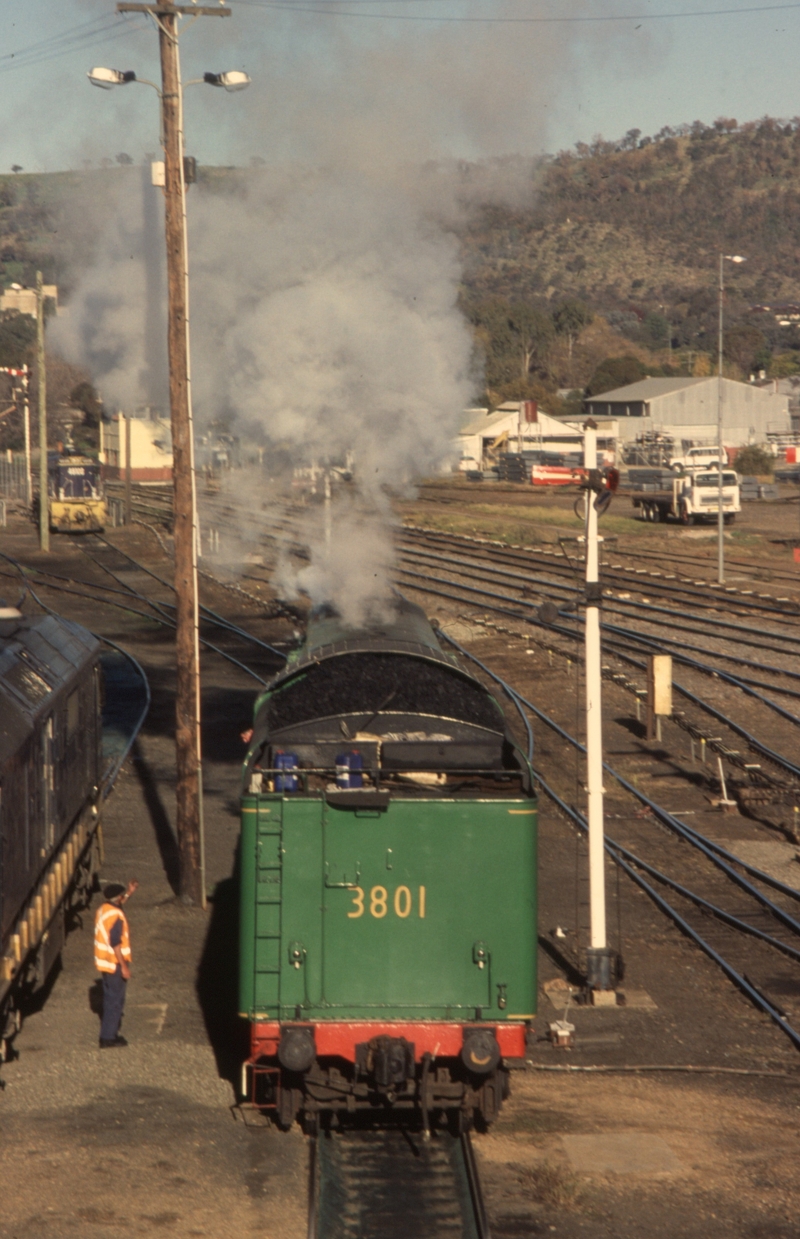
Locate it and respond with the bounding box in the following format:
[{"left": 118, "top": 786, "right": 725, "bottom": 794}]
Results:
[
  {"left": 0, "top": 13, "right": 147, "bottom": 77},
  {"left": 235, "top": 0, "right": 800, "bottom": 20}
]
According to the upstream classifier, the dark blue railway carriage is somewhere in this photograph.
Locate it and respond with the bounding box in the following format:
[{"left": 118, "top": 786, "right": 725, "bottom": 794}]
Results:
[{"left": 0, "top": 605, "right": 104, "bottom": 1057}]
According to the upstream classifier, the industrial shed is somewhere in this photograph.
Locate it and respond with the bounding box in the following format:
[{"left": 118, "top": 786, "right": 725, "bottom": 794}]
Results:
[{"left": 584, "top": 376, "right": 790, "bottom": 448}]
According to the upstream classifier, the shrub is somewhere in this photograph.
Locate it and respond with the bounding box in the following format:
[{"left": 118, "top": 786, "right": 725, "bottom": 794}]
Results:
[{"left": 734, "top": 444, "right": 774, "bottom": 475}]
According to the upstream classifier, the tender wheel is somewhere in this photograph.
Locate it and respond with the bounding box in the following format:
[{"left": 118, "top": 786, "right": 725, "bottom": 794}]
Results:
[{"left": 724, "top": 514, "right": 735, "bottom": 525}]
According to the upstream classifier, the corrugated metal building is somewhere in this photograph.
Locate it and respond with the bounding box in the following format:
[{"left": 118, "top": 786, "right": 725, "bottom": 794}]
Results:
[{"left": 584, "top": 376, "right": 790, "bottom": 447}]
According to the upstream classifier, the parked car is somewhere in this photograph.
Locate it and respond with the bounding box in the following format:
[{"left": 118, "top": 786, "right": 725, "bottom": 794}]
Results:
[{"left": 670, "top": 446, "right": 728, "bottom": 472}]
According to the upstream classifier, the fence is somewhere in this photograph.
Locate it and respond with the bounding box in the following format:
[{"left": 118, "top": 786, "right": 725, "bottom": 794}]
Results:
[{"left": 0, "top": 456, "right": 31, "bottom": 502}]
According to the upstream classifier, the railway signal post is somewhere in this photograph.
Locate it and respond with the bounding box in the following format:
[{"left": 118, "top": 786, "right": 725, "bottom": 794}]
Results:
[{"left": 582, "top": 420, "right": 615, "bottom": 1000}]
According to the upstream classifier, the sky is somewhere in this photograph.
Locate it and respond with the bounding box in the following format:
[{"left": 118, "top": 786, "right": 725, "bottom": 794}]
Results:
[{"left": 3, "top": 0, "right": 800, "bottom": 173}]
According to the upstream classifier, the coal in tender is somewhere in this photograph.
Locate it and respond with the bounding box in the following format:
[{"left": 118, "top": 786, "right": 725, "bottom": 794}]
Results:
[{"left": 266, "top": 654, "right": 503, "bottom": 733}]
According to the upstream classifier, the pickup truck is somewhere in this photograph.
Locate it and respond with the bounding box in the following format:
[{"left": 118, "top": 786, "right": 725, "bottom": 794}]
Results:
[{"left": 631, "top": 470, "right": 741, "bottom": 525}]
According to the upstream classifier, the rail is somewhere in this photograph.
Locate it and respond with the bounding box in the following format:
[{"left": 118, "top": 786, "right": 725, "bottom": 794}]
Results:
[
  {"left": 394, "top": 551, "right": 800, "bottom": 780},
  {"left": 310, "top": 1127, "right": 489, "bottom": 1239},
  {"left": 440, "top": 631, "right": 800, "bottom": 1055}
]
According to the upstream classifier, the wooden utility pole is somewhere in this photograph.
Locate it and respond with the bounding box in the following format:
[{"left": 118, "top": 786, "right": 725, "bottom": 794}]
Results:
[
  {"left": 36, "top": 271, "right": 48, "bottom": 552},
  {"left": 125, "top": 413, "right": 132, "bottom": 525},
  {"left": 117, "top": 2, "right": 230, "bottom": 905}
]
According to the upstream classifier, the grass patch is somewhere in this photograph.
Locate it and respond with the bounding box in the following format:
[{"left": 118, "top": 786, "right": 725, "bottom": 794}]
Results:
[
  {"left": 515, "top": 1161, "right": 583, "bottom": 1209},
  {"left": 401, "top": 502, "right": 661, "bottom": 546}
]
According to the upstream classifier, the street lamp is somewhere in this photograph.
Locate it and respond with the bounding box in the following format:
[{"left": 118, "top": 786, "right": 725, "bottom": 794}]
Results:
[
  {"left": 87, "top": 43, "right": 249, "bottom": 906},
  {"left": 201, "top": 70, "right": 250, "bottom": 91},
  {"left": 87, "top": 66, "right": 138, "bottom": 88},
  {"left": 717, "top": 253, "right": 746, "bottom": 584}
]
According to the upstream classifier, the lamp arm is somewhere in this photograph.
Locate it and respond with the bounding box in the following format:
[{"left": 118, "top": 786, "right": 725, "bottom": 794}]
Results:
[{"left": 134, "top": 77, "right": 162, "bottom": 96}]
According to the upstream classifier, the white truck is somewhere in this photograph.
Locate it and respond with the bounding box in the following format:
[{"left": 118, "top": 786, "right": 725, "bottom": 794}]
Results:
[{"left": 631, "top": 469, "right": 741, "bottom": 525}]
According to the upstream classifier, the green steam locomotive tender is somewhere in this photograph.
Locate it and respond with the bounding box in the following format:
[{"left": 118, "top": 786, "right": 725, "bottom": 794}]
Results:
[{"left": 239, "top": 600, "right": 537, "bottom": 1131}]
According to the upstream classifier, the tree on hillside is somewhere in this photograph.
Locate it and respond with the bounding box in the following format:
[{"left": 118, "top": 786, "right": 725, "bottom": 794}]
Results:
[
  {"left": 553, "top": 299, "right": 593, "bottom": 382},
  {"left": 0, "top": 311, "right": 35, "bottom": 367},
  {"left": 116, "top": 153, "right": 133, "bottom": 166},
  {"left": 586, "top": 354, "right": 649, "bottom": 396},
  {"left": 768, "top": 352, "right": 800, "bottom": 377},
  {"left": 723, "top": 324, "right": 767, "bottom": 375},
  {"left": 507, "top": 303, "right": 554, "bottom": 379},
  {"left": 460, "top": 296, "right": 554, "bottom": 392}
]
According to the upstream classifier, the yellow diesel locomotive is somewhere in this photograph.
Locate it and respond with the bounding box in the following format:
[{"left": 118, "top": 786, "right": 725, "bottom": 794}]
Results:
[{"left": 46, "top": 454, "right": 106, "bottom": 533}]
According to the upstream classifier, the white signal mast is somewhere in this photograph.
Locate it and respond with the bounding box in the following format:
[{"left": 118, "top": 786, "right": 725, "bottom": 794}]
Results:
[{"left": 582, "top": 419, "right": 615, "bottom": 1001}]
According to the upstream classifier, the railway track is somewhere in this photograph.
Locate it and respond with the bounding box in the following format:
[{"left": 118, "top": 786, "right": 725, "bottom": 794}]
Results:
[
  {"left": 393, "top": 530, "right": 800, "bottom": 781},
  {"left": 0, "top": 537, "right": 287, "bottom": 688},
  {"left": 400, "top": 525, "right": 800, "bottom": 621},
  {"left": 117, "top": 494, "right": 800, "bottom": 803},
  {"left": 49, "top": 506, "right": 800, "bottom": 1053},
  {"left": 441, "top": 631, "right": 800, "bottom": 1055},
  {"left": 310, "top": 1127, "right": 488, "bottom": 1239},
  {"left": 65, "top": 532, "right": 800, "bottom": 1055}
]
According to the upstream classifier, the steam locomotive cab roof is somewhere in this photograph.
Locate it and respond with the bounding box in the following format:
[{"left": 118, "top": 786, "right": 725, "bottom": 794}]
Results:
[{"left": 249, "top": 599, "right": 526, "bottom": 781}]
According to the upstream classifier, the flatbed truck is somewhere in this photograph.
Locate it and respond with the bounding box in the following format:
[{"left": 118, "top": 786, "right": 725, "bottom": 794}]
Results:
[{"left": 630, "top": 469, "right": 741, "bottom": 525}]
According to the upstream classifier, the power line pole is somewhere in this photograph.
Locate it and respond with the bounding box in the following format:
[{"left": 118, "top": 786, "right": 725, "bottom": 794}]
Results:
[
  {"left": 36, "top": 271, "right": 49, "bottom": 553},
  {"left": 117, "top": 2, "right": 230, "bottom": 905},
  {"left": 125, "top": 412, "right": 132, "bottom": 525}
]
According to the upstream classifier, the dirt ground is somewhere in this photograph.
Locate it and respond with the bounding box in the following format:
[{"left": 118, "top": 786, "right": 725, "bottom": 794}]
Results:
[
  {"left": 1, "top": 510, "right": 800, "bottom": 1238},
  {"left": 0, "top": 522, "right": 308, "bottom": 1239}
]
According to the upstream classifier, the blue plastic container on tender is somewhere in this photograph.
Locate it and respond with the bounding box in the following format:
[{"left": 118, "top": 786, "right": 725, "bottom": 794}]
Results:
[
  {"left": 335, "top": 749, "right": 363, "bottom": 789},
  {"left": 274, "top": 750, "right": 299, "bottom": 792}
]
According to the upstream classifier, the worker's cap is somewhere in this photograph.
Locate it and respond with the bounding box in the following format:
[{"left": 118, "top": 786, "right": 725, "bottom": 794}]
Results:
[{"left": 103, "top": 883, "right": 126, "bottom": 901}]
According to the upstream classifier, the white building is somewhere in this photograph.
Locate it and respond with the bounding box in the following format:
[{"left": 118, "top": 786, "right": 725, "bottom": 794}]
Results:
[
  {"left": 584, "top": 376, "right": 790, "bottom": 448},
  {"left": 457, "top": 403, "right": 617, "bottom": 470},
  {"left": 0, "top": 283, "right": 58, "bottom": 316},
  {"left": 457, "top": 403, "right": 579, "bottom": 470},
  {"left": 100, "top": 412, "right": 173, "bottom": 483}
]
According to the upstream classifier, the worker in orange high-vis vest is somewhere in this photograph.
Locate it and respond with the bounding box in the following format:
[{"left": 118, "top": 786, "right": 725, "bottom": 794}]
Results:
[{"left": 94, "top": 880, "right": 138, "bottom": 1048}]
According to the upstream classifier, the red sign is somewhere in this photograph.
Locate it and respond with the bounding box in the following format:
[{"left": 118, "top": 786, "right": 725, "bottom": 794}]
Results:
[
  {"left": 793, "top": 547, "right": 800, "bottom": 565},
  {"left": 532, "top": 464, "right": 585, "bottom": 486},
  {"left": 521, "top": 400, "right": 538, "bottom": 423}
]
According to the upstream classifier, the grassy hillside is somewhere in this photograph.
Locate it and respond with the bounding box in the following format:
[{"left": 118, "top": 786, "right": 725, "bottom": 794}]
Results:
[
  {"left": 4, "top": 121, "right": 800, "bottom": 411},
  {"left": 462, "top": 117, "right": 800, "bottom": 307}
]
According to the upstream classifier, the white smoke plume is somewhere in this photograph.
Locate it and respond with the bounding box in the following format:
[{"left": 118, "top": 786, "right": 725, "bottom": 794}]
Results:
[
  {"left": 185, "top": 159, "right": 511, "bottom": 621},
  {"left": 273, "top": 498, "right": 397, "bottom": 629},
  {"left": 48, "top": 0, "right": 638, "bottom": 624},
  {"left": 49, "top": 164, "right": 168, "bottom": 416},
  {"left": 190, "top": 165, "right": 477, "bottom": 500}
]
